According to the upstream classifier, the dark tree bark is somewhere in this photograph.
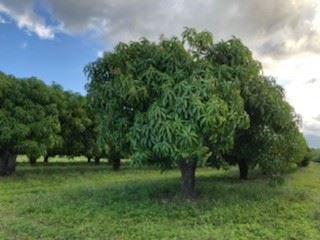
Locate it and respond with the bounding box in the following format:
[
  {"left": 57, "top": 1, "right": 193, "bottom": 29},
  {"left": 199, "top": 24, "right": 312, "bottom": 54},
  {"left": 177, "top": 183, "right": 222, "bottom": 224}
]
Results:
[
  {"left": 0, "top": 150, "right": 17, "bottom": 176},
  {"left": 44, "top": 155, "right": 49, "bottom": 164},
  {"left": 0, "top": 150, "right": 10, "bottom": 176},
  {"left": 238, "top": 158, "right": 248, "bottom": 180},
  {"left": 112, "top": 157, "right": 120, "bottom": 171},
  {"left": 7, "top": 154, "right": 16, "bottom": 174},
  {"left": 179, "top": 159, "right": 197, "bottom": 199},
  {"left": 94, "top": 157, "right": 100, "bottom": 165},
  {"left": 109, "top": 147, "right": 121, "bottom": 171},
  {"left": 29, "top": 157, "right": 37, "bottom": 166},
  {"left": 87, "top": 157, "right": 91, "bottom": 163}
]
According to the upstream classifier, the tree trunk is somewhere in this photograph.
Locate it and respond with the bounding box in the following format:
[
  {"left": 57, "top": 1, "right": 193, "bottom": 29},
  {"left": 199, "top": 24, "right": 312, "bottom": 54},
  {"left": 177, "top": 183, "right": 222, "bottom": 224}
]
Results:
[
  {"left": 0, "top": 151, "right": 10, "bottom": 176},
  {"left": 0, "top": 150, "right": 17, "bottom": 176},
  {"left": 112, "top": 157, "right": 120, "bottom": 171},
  {"left": 238, "top": 158, "right": 248, "bottom": 180},
  {"left": 44, "top": 155, "right": 49, "bottom": 164},
  {"left": 109, "top": 146, "right": 121, "bottom": 171},
  {"left": 7, "top": 153, "right": 17, "bottom": 174},
  {"left": 29, "top": 157, "right": 37, "bottom": 166},
  {"left": 179, "top": 159, "right": 197, "bottom": 199},
  {"left": 94, "top": 157, "right": 100, "bottom": 165},
  {"left": 87, "top": 157, "right": 91, "bottom": 163}
]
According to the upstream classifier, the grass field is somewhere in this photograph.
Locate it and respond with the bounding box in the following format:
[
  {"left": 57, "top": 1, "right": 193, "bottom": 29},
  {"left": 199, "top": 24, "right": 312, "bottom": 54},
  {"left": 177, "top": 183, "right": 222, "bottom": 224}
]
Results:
[{"left": 0, "top": 161, "right": 319, "bottom": 240}]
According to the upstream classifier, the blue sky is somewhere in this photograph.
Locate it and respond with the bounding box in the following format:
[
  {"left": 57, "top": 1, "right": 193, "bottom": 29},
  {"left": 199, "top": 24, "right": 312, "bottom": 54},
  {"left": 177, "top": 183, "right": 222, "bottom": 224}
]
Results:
[
  {"left": 0, "top": 12, "right": 103, "bottom": 94},
  {"left": 0, "top": 0, "right": 320, "bottom": 147}
]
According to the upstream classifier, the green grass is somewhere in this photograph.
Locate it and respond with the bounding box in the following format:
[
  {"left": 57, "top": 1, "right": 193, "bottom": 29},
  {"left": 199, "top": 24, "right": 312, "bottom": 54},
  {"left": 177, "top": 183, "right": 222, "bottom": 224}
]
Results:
[{"left": 1, "top": 161, "right": 320, "bottom": 240}]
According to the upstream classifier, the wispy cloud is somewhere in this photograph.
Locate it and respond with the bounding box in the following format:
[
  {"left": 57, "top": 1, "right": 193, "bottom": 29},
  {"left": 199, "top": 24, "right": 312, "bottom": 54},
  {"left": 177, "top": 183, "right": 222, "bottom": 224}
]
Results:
[
  {"left": 0, "top": 14, "right": 6, "bottom": 24},
  {"left": 0, "top": 1, "right": 55, "bottom": 39},
  {"left": 96, "top": 50, "right": 103, "bottom": 58},
  {"left": 20, "top": 42, "right": 28, "bottom": 49}
]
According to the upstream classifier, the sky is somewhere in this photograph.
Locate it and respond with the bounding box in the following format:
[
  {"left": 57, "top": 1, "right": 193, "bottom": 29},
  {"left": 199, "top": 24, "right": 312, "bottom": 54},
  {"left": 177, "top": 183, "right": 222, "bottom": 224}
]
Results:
[{"left": 0, "top": 0, "right": 320, "bottom": 147}]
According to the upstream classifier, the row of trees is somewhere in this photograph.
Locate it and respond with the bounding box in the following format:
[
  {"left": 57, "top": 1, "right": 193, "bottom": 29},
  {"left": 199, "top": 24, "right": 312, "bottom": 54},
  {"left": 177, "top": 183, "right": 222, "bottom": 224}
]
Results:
[
  {"left": 85, "top": 28, "right": 308, "bottom": 198},
  {"left": 0, "top": 28, "right": 308, "bottom": 198},
  {"left": 0, "top": 72, "right": 112, "bottom": 176}
]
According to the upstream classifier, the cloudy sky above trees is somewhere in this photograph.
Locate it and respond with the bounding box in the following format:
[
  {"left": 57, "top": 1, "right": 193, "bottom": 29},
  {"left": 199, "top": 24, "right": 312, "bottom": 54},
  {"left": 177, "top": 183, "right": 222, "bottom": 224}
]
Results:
[{"left": 0, "top": 0, "right": 320, "bottom": 147}]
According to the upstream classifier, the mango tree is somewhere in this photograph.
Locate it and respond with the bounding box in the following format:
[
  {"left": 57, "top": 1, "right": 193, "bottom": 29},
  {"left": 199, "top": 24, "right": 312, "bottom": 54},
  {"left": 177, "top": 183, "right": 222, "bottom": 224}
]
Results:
[
  {"left": 44, "top": 85, "right": 101, "bottom": 164},
  {"left": 206, "top": 39, "right": 307, "bottom": 178},
  {"left": 0, "top": 72, "right": 60, "bottom": 174},
  {"left": 86, "top": 29, "right": 249, "bottom": 197},
  {"left": 81, "top": 109, "right": 107, "bottom": 165}
]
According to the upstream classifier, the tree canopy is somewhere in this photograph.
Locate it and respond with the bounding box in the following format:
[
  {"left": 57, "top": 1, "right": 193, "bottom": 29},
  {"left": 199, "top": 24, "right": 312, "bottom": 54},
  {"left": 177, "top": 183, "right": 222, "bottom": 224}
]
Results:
[
  {"left": 0, "top": 72, "right": 60, "bottom": 174},
  {"left": 44, "top": 83, "right": 104, "bottom": 164},
  {"left": 206, "top": 39, "right": 308, "bottom": 178},
  {"left": 0, "top": 72, "right": 104, "bottom": 172},
  {"left": 86, "top": 29, "right": 250, "bottom": 197}
]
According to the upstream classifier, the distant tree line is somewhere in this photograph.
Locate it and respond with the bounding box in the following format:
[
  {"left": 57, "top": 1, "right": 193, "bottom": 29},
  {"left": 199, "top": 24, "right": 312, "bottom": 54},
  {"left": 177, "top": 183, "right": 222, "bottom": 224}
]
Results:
[
  {"left": 0, "top": 28, "right": 309, "bottom": 199},
  {"left": 0, "top": 72, "right": 109, "bottom": 176}
]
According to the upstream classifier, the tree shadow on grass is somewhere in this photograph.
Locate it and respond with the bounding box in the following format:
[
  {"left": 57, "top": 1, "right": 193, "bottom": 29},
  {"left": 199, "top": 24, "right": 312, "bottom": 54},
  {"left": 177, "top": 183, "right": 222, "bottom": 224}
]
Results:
[
  {"left": 55, "top": 171, "right": 286, "bottom": 211},
  {"left": 13, "top": 162, "right": 286, "bottom": 206}
]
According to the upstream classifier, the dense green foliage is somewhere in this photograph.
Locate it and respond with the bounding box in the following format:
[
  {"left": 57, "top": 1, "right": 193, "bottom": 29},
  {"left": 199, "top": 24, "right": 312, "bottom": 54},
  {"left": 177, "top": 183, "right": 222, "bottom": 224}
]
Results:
[
  {"left": 86, "top": 29, "right": 250, "bottom": 197},
  {"left": 86, "top": 28, "right": 308, "bottom": 196},
  {"left": 0, "top": 72, "right": 103, "bottom": 171},
  {"left": 194, "top": 37, "right": 308, "bottom": 178},
  {"left": 0, "top": 74, "right": 60, "bottom": 158},
  {"left": 0, "top": 72, "right": 61, "bottom": 172},
  {"left": 0, "top": 160, "right": 319, "bottom": 239},
  {"left": 46, "top": 86, "right": 104, "bottom": 163}
]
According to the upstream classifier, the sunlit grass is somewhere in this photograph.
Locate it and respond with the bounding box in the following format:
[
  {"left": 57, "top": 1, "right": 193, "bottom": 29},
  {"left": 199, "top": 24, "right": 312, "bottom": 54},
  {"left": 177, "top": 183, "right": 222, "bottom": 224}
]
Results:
[{"left": 1, "top": 161, "right": 319, "bottom": 239}]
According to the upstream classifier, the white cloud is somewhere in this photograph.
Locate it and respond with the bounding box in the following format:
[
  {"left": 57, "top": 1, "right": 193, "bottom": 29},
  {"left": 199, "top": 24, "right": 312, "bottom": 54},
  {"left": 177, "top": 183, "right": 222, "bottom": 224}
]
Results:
[
  {"left": 3, "top": 0, "right": 319, "bottom": 56},
  {"left": 15, "top": 14, "right": 54, "bottom": 39},
  {"left": 38, "top": 0, "right": 320, "bottom": 57},
  {"left": 265, "top": 53, "right": 320, "bottom": 120},
  {"left": 0, "top": 1, "right": 55, "bottom": 39}
]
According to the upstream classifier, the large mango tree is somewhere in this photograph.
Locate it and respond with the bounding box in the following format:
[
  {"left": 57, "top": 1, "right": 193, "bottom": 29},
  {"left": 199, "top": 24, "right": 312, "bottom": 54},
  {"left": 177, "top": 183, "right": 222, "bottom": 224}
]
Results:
[{"left": 86, "top": 29, "right": 249, "bottom": 198}]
